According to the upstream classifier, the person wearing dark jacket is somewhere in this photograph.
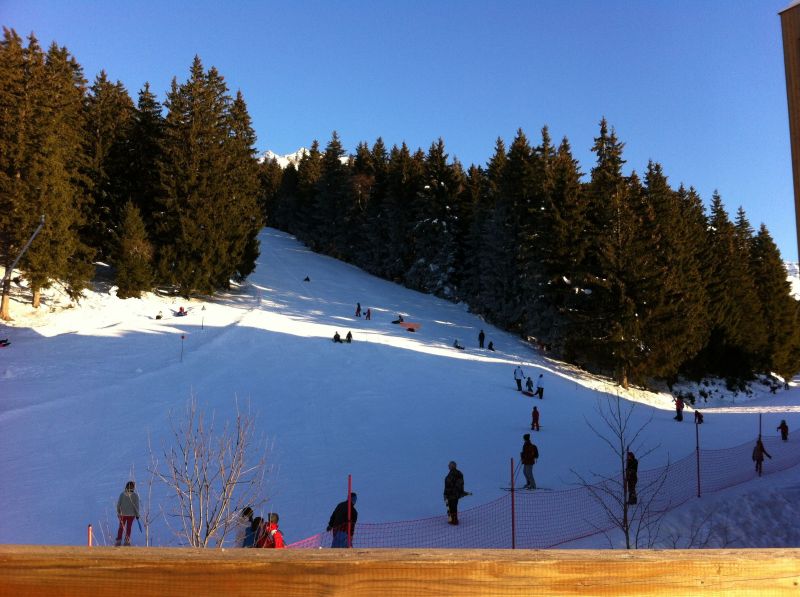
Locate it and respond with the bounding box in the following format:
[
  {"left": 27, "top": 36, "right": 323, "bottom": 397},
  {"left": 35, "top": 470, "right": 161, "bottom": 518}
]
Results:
[
  {"left": 243, "top": 516, "right": 262, "bottom": 548},
  {"left": 444, "top": 461, "right": 469, "bottom": 525},
  {"left": 487, "top": 341, "right": 494, "bottom": 351},
  {"left": 355, "top": 303, "right": 361, "bottom": 317},
  {"left": 626, "top": 451, "right": 639, "bottom": 505},
  {"left": 752, "top": 439, "right": 772, "bottom": 476},
  {"left": 520, "top": 434, "right": 539, "bottom": 490},
  {"left": 333, "top": 331, "right": 343, "bottom": 343},
  {"left": 478, "top": 330, "right": 485, "bottom": 349},
  {"left": 346, "top": 331, "right": 353, "bottom": 343},
  {"left": 531, "top": 406, "right": 540, "bottom": 431},
  {"left": 327, "top": 493, "right": 358, "bottom": 547},
  {"left": 778, "top": 420, "right": 789, "bottom": 441},
  {"left": 115, "top": 481, "right": 140, "bottom": 546}
]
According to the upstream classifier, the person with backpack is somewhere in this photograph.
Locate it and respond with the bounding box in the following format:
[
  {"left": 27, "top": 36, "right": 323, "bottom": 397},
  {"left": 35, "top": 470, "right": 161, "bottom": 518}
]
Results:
[
  {"left": 327, "top": 493, "right": 358, "bottom": 548},
  {"left": 752, "top": 438, "right": 772, "bottom": 476},
  {"left": 520, "top": 434, "right": 539, "bottom": 490},
  {"left": 513, "top": 365, "right": 524, "bottom": 391},
  {"left": 626, "top": 451, "right": 639, "bottom": 505},
  {"left": 115, "top": 481, "right": 140, "bottom": 546}
]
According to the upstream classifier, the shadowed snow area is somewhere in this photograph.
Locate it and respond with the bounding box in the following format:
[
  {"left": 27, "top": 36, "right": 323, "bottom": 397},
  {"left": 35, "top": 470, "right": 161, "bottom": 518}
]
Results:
[{"left": 1, "top": 228, "right": 799, "bottom": 547}]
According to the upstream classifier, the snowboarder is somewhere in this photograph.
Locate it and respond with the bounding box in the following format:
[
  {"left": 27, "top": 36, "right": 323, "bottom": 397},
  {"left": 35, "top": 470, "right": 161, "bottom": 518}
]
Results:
[
  {"left": 520, "top": 434, "right": 538, "bottom": 490},
  {"left": 235, "top": 506, "right": 254, "bottom": 547},
  {"left": 513, "top": 365, "right": 524, "bottom": 391},
  {"left": 487, "top": 341, "right": 494, "bottom": 351},
  {"left": 365, "top": 308, "right": 371, "bottom": 320},
  {"left": 453, "top": 339, "right": 464, "bottom": 350},
  {"left": 674, "top": 396, "right": 684, "bottom": 422},
  {"left": 243, "top": 516, "right": 262, "bottom": 548},
  {"left": 752, "top": 438, "right": 772, "bottom": 476},
  {"left": 115, "top": 481, "right": 140, "bottom": 546},
  {"left": 534, "top": 374, "right": 544, "bottom": 399},
  {"left": 345, "top": 331, "right": 353, "bottom": 343},
  {"left": 444, "top": 461, "right": 469, "bottom": 525},
  {"left": 626, "top": 451, "right": 638, "bottom": 505},
  {"left": 327, "top": 493, "right": 358, "bottom": 548},
  {"left": 355, "top": 303, "right": 361, "bottom": 317},
  {"left": 778, "top": 420, "right": 789, "bottom": 441},
  {"left": 259, "top": 513, "right": 285, "bottom": 548},
  {"left": 478, "top": 330, "right": 485, "bottom": 349},
  {"left": 531, "top": 406, "right": 540, "bottom": 431},
  {"left": 694, "top": 410, "right": 704, "bottom": 425},
  {"left": 525, "top": 376, "right": 534, "bottom": 394},
  {"left": 333, "top": 331, "right": 343, "bottom": 343}
]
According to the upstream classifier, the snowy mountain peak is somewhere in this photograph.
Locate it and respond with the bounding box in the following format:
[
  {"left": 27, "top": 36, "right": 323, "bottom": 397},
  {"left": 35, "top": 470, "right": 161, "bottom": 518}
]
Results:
[{"left": 258, "top": 148, "right": 309, "bottom": 168}]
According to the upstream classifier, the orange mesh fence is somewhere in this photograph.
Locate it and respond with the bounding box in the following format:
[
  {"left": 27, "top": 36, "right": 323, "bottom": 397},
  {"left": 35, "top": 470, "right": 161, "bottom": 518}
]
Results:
[{"left": 289, "top": 434, "right": 799, "bottom": 549}]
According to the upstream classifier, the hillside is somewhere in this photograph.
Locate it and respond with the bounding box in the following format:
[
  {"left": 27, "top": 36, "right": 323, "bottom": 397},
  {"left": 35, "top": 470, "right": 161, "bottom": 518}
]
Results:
[{"left": 1, "top": 228, "right": 799, "bottom": 548}]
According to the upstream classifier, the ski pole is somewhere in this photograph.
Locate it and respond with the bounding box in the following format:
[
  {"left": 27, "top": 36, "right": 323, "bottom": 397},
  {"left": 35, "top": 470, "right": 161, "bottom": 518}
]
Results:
[{"left": 137, "top": 518, "right": 143, "bottom": 533}]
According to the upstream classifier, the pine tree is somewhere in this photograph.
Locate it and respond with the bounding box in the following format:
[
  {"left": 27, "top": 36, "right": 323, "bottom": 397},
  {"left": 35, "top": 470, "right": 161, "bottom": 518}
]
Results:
[
  {"left": 115, "top": 201, "right": 153, "bottom": 298},
  {"left": 127, "top": 83, "right": 164, "bottom": 230},
  {"left": 313, "top": 132, "right": 351, "bottom": 258},
  {"left": 381, "top": 143, "right": 423, "bottom": 281},
  {"left": 294, "top": 141, "right": 322, "bottom": 247},
  {"left": 258, "top": 156, "right": 283, "bottom": 226}
]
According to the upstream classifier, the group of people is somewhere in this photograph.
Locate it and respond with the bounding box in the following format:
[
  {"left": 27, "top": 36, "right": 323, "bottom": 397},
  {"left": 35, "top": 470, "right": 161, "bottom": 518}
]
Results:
[
  {"left": 354, "top": 303, "right": 371, "bottom": 320},
  {"left": 333, "top": 331, "right": 353, "bottom": 343},
  {"left": 477, "top": 330, "right": 495, "bottom": 351},
  {"left": 239, "top": 507, "right": 286, "bottom": 548},
  {"left": 513, "top": 366, "right": 544, "bottom": 399}
]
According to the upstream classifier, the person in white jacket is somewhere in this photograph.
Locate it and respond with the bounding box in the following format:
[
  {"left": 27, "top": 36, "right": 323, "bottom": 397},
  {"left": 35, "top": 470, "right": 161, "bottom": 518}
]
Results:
[
  {"left": 513, "top": 365, "right": 525, "bottom": 391},
  {"left": 115, "top": 481, "right": 140, "bottom": 546}
]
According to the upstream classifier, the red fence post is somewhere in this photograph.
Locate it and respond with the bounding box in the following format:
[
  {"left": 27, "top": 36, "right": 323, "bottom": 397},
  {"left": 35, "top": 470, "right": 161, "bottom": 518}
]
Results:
[
  {"left": 510, "top": 457, "right": 516, "bottom": 550},
  {"left": 347, "top": 474, "right": 352, "bottom": 548},
  {"left": 695, "top": 420, "right": 701, "bottom": 498}
]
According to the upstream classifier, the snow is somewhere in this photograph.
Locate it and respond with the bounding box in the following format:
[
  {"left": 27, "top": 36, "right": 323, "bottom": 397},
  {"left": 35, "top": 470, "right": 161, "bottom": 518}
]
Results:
[{"left": 2, "top": 228, "right": 800, "bottom": 548}]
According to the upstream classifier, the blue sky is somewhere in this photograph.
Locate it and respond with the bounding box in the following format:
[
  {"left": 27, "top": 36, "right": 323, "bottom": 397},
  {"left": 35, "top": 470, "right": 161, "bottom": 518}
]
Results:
[{"left": 3, "top": 1, "right": 796, "bottom": 260}]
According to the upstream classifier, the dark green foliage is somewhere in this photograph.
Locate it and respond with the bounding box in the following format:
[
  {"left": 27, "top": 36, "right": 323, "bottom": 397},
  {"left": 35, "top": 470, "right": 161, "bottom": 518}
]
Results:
[
  {"left": 115, "top": 201, "right": 153, "bottom": 298},
  {"left": 127, "top": 83, "right": 165, "bottom": 229}
]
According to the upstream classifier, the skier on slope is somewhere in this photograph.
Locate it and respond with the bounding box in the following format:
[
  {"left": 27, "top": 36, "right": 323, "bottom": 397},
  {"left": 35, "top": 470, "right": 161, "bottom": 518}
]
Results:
[
  {"left": 115, "top": 481, "right": 140, "bottom": 546},
  {"left": 520, "top": 434, "right": 539, "bottom": 490},
  {"left": 513, "top": 365, "right": 525, "bottom": 391},
  {"left": 444, "top": 461, "right": 469, "bottom": 525}
]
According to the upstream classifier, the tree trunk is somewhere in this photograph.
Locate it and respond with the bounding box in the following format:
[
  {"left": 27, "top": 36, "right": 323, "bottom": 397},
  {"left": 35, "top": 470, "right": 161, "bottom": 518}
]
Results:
[
  {"left": 1, "top": 276, "right": 11, "bottom": 321},
  {"left": 32, "top": 288, "right": 41, "bottom": 309}
]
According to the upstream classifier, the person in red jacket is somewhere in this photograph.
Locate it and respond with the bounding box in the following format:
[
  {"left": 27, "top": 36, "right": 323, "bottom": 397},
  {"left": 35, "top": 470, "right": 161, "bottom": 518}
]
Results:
[
  {"left": 674, "top": 396, "right": 684, "bottom": 422},
  {"left": 531, "top": 406, "right": 540, "bottom": 431},
  {"left": 520, "top": 434, "right": 539, "bottom": 490},
  {"left": 258, "top": 513, "right": 285, "bottom": 548}
]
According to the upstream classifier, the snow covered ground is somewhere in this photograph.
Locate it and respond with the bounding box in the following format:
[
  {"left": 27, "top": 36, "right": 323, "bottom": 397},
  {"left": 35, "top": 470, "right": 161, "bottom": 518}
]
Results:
[{"left": 1, "top": 228, "right": 799, "bottom": 548}]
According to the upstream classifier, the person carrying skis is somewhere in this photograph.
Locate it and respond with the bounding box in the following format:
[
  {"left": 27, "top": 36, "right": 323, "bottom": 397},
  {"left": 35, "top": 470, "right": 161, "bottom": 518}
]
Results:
[
  {"left": 674, "top": 396, "right": 684, "bottom": 422},
  {"left": 752, "top": 438, "right": 772, "bottom": 476},
  {"left": 355, "top": 303, "right": 362, "bottom": 317},
  {"left": 513, "top": 365, "right": 525, "bottom": 391},
  {"left": 258, "top": 513, "right": 285, "bottom": 548},
  {"left": 531, "top": 406, "right": 540, "bottom": 431},
  {"left": 520, "top": 434, "right": 539, "bottom": 490},
  {"left": 626, "top": 451, "right": 639, "bottom": 505},
  {"left": 478, "top": 329, "right": 485, "bottom": 349},
  {"left": 778, "top": 420, "right": 789, "bottom": 441},
  {"left": 327, "top": 493, "right": 358, "bottom": 548},
  {"left": 534, "top": 374, "right": 544, "bottom": 399},
  {"left": 115, "top": 481, "right": 140, "bottom": 546},
  {"left": 444, "top": 461, "right": 469, "bottom": 525}
]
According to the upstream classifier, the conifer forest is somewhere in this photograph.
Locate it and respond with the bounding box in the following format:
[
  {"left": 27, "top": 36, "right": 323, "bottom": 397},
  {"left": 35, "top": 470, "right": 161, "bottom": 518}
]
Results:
[{"left": 2, "top": 28, "right": 799, "bottom": 387}]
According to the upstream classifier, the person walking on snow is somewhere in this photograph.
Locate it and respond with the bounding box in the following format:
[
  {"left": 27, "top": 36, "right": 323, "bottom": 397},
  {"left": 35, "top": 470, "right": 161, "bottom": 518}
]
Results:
[
  {"left": 531, "top": 406, "right": 540, "bottom": 431},
  {"left": 778, "top": 420, "right": 789, "bottom": 441},
  {"left": 365, "top": 308, "right": 371, "bottom": 320},
  {"left": 534, "top": 374, "right": 544, "bottom": 399},
  {"left": 626, "top": 451, "right": 639, "bottom": 505},
  {"left": 520, "top": 434, "right": 539, "bottom": 490},
  {"left": 444, "top": 461, "right": 469, "bottom": 525},
  {"left": 327, "top": 493, "right": 358, "bottom": 548},
  {"left": 752, "top": 438, "right": 772, "bottom": 476},
  {"left": 355, "top": 303, "right": 361, "bottom": 317},
  {"left": 514, "top": 365, "right": 525, "bottom": 391},
  {"left": 478, "top": 329, "right": 485, "bottom": 349},
  {"left": 115, "top": 481, "right": 140, "bottom": 546},
  {"left": 674, "top": 396, "right": 684, "bottom": 422}
]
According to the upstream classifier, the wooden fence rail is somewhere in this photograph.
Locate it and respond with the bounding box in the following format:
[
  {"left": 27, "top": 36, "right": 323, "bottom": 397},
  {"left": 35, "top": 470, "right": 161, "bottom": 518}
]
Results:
[{"left": 1, "top": 546, "right": 799, "bottom": 596}]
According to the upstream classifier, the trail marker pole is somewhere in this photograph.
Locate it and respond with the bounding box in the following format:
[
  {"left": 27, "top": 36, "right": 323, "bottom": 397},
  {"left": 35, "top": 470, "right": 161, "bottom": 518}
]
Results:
[{"left": 180, "top": 335, "right": 185, "bottom": 362}]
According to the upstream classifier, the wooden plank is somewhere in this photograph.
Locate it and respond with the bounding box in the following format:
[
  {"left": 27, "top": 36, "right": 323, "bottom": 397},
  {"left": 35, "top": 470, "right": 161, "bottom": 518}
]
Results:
[{"left": 1, "top": 546, "right": 799, "bottom": 596}]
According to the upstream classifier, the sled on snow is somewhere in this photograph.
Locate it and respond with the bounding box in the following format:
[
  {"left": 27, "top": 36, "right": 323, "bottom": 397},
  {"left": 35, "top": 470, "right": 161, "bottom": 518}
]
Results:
[{"left": 399, "top": 322, "right": 421, "bottom": 332}]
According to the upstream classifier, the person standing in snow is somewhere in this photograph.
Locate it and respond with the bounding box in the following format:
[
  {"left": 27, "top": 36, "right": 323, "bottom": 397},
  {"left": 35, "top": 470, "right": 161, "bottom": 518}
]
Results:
[
  {"left": 525, "top": 376, "right": 534, "bottom": 394},
  {"left": 115, "top": 481, "right": 140, "bottom": 546},
  {"left": 327, "top": 493, "right": 358, "bottom": 548},
  {"left": 674, "top": 396, "right": 684, "bottom": 422},
  {"left": 520, "top": 434, "right": 539, "bottom": 490},
  {"left": 346, "top": 331, "right": 353, "bottom": 343},
  {"left": 626, "top": 451, "right": 639, "bottom": 505},
  {"left": 355, "top": 303, "right": 361, "bottom": 317},
  {"left": 531, "top": 405, "right": 540, "bottom": 431},
  {"left": 534, "top": 374, "right": 544, "bottom": 399},
  {"left": 778, "top": 420, "right": 789, "bottom": 441},
  {"left": 444, "top": 461, "right": 469, "bottom": 525},
  {"left": 752, "top": 438, "right": 772, "bottom": 476},
  {"left": 365, "top": 308, "right": 371, "bottom": 320},
  {"left": 513, "top": 365, "right": 525, "bottom": 391},
  {"left": 478, "top": 330, "right": 485, "bottom": 349}
]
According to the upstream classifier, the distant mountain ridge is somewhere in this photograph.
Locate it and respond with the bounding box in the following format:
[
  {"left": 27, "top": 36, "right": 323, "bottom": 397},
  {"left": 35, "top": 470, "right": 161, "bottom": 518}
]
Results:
[{"left": 258, "top": 148, "right": 349, "bottom": 168}]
